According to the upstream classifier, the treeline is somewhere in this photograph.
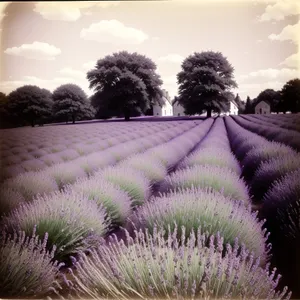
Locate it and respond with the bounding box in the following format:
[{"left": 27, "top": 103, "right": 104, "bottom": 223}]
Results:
[
  {"left": 239, "top": 79, "right": 300, "bottom": 114},
  {"left": 1, "top": 50, "right": 299, "bottom": 128}
]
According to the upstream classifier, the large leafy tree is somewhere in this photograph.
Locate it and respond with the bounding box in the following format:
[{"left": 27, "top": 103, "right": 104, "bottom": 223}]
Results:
[
  {"left": 87, "top": 51, "right": 164, "bottom": 121},
  {"left": 281, "top": 78, "right": 300, "bottom": 113},
  {"left": 0, "top": 92, "right": 10, "bottom": 128},
  {"left": 177, "top": 51, "right": 237, "bottom": 117},
  {"left": 52, "top": 84, "right": 95, "bottom": 124},
  {"left": 254, "top": 89, "right": 281, "bottom": 113},
  {"left": 6, "top": 85, "right": 53, "bottom": 127}
]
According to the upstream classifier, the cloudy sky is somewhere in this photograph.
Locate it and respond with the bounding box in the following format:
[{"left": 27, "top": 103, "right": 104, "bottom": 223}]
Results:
[{"left": 0, "top": 0, "right": 299, "bottom": 101}]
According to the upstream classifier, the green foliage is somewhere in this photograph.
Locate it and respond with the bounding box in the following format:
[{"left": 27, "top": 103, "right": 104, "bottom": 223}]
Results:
[
  {"left": 52, "top": 84, "right": 95, "bottom": 123},
  {"left": 244, "top": 96, "right": 254, "bottom": 114},
  {"left": 6, "top": 85, "right": 53, "bottom": 127},
  {"left": 176, "top": 51, "right": 237, "bottom": 117},
  {"left": 87, "top": 51, "right": 164, "bottom": 120},
  {"left": 0, "top": 229, "right": 61, "bottom": 298},
  {"left": 281, "top": 78, "right": 300, "bottom": 113},
  {"left": 66, "top": 227, "right": 290, "bottom": 299}
]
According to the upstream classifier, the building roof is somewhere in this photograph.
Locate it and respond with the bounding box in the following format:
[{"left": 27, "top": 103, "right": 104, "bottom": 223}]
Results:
[{"left": 254, "top": 99, "right": 271, "bottom": 107}]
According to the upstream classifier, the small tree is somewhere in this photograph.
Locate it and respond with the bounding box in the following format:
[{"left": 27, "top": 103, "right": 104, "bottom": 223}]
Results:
[
  {"left": 7, "top": 86, "right": 53, "bottom": 127},
  {"left": 244, "top": 96, "right": 254, "bottom": 114},
  {"left": 87, "top": 51, "right": 164, "bottom": 121},
  {"left": 52, "top": 84, "right": 95, "bottom": 124},
  {"left": 177, "top": 51, "right": 237, "bottom": 117},
  {"left": 281, "top": 78, "right": 300, "bottom": 113}
]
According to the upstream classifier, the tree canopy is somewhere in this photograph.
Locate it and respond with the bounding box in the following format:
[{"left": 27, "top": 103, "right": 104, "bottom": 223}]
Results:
[
  {"left": 281, "top": 78, "right": 300, "bottom": 113},
  {"left": 244, "top": 96, "right": 254, "bottom": 114},
  {"left": 87, "top": 51, "right": 164, "bottom": 121},
  {"left": 6, "top": 85, "right": 53, "bottom": 127},
  {"left": 176, "top": 51, "right": 237, "bottom": 117},
  {"left": 52, "top": 84, "right": 95, "bottom": 124}
]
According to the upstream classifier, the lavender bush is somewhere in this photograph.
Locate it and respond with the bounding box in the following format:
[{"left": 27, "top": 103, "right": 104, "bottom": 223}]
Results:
[
  {"left": 46, "top": 162, "right": 87, "bottom": 190},
  {"left": 0, "top": 228, "right": 62, "bottom": 298},
  {"left": 71, "top": 177, "right": 132, "bottom": 226},
  {"left": 1, "top": 190, "right": 109, "bottom": 260},
  {"left": 0, "top": 187, "right": 25, "bottom": 216},
  {"left": 251, "top": 155, "right": 300, "bottom": 200},
  {"left": 130, "top": 188, "right": 270, "bottom": 263},
  {"left": 65, "top": 227, "right": 290, "bottom": 299},
  {"left": 2, "top": 171, "right": 58, "bottom": 201},
  {"left": 95, "top": 166, "right": 151, "bottom": 206},
  {"left": 163, "top": 165, "right": 250, "bottom": 203},
  {"left": 20, "top": 158, "right": 47, "bottom": 172},
  {"left": 241, "top": 143, "right": 295, "bottom": 181},
  {"left": 180, "top": 148, "right": 241, "bottom": 175}
]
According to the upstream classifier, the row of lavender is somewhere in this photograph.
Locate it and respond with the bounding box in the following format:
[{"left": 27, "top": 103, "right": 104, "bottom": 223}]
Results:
[
  {"left": 225, "top": 116, "right": 300, "bottom": 297},
  {"left": 65, "top": 118, "right": 289, "bottom": 299},
  {"left": 0, "top": 122, "right": 190, "bottom": 182},
  {"left": 231, "top": 115, "right": 300, "bottom": 152},
  {"left": 246, "top": 114, "right": 300, "bottom": 133},
  {"left": 0, "top": 117, "right": 295, "bottom": 299}
]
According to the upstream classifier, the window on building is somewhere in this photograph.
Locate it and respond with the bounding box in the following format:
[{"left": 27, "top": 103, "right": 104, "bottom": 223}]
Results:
[{"left": 260, "top": 108, "right": 262, "bottom": 114}]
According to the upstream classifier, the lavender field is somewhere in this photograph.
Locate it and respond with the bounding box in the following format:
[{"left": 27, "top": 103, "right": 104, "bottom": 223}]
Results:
[{"left": 0, "top": 114, "right": 300, "bottom": 299}]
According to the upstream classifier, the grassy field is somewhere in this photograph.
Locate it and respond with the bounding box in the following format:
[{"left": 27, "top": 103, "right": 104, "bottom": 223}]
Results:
[{"left": 0, "top": 114, "right": 299, "bottom": 299}]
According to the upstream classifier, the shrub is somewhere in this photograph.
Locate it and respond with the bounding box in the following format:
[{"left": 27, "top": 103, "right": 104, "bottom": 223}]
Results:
[
  {"left": 39, "top": 153, "right": 64, "bottom": 166},
  {"left": 65, "top": 227, "right": 290, "bottom": 299},
  {"left": 58, "top": 149, "right": 80, "bottom": 162},
  {"left": 3, "top": 155, "right": 22, "bottom": 166},
  {"left": 46, "top": 162, "right": 87, "bottom": 190},
  {"left": 242, "top": 143, "right": 295, "bottom": 181},
  {"left": 71, "top": 177, "right": 132, "bottom": 226},
  {"left": 76, "top": 151, "right": 117, "bottom": 176},
  {"left": 0, "top": 229, "right": 62, "bottom": 298},
  {"left": 30, "top": 149, "right": 49, "bottom": 158},
  {"left": 119, "top": 154, "right": 167, "bottom": 183},
  {"left": 49, "top": 144, "right": 67, "bottom": 153},
  {"left": 2, "top": 172, "right": 58, "bottom": 201},
  {"left": 0, "top": 187, "right": 24, "bottom": 216},
  {"left": 96, "top": 166, "right": 151, "bottom": 206},
  {"left": 251, "top": 155, "right": 300, "bottom": 200},
  {"left": 262, "top": 169, "right": 300, "bottom": 219},
  {"left": 130, "top": 188, "right": 269, "bottom": 263},
  {"left": 1, "top": 190, "right": 109, "bottom": 261},
  {"left": 180, "top": 148, "right": 241, "bottom": 175},
  {"left": 163, "top": 165, "right": 250, "bottom": 203},
  {"left": 20, "top": 159, "right": 47, "bottom": 172}
]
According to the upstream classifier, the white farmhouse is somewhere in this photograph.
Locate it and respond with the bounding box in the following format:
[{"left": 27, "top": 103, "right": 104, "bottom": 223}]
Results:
[
  {"left": 153, "top": 89, "right": 173, "bottom": 116},
  {"left": 255, "top": 100, "right": 271, "bottom": 114},
  {"left": 229, "top": 99, "right": 239, "bottom": 115},
  {"left": 172, "top": 98, "right": 186, "bottom": 116}
]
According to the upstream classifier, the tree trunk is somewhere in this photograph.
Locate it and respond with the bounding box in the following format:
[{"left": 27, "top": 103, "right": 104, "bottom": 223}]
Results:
[
  {"left": 31, "top": 119, "right": 35, "bottom": 127},
  {"left": 72, "top": 114, "right": 75, "bottom": 124},
  {"left": 207, "top": 108, "right": 212, "bottom": 118},
  {"left": 124, "top": 108, "right": 130, "bottom": 121}
]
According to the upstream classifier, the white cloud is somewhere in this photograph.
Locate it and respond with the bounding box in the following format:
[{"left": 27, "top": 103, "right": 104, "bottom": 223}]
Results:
[
  {"left": 80, "top": 20, "right": 148, "bottom": 45},
  {"left": 269, "top": 21, "right": 300, "bottom": 45},
  {"left": 158, "top": 54, "right": 184, "bottom": 64},
  {"left": 59, "top": 68, "right": 86, "bottom": 80},
  {"left": 4, "top": 42, "right": 61, "bottom": 60},
  {"left": 82, "top": 60, "right": 97, "bottom": 71},
  {"left": 236, "top": 81, "right": 285, "bottom": 99},
  {"left": 260, "top": 0, "right": 300, "bottom": 22},
  {"left": 238, "top": 68, "right": 299, "bottom": 83},
  {"left": 34, "top": 2, "right": 120, "bottom": 22},
  {"left": 280, "top": 51, "right": 300, "bottom": 68}
]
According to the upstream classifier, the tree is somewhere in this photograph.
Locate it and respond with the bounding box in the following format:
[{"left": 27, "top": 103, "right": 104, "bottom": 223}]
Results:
[
  {"left": 255, "top": 89, "right": 281, "bottom": 113},
  {"left": 87, "top": 51, "right": 164, "bottom": 121},
  {"left": 281, "top": 78, "right": 300, "bottom": 113},
  {"left": 176, "top": 51, "right": 237, "bottom": 117},
  {"left": 6, "top": 85, "right": 53, "bottom": 127},
  {"left": 52, "top": 84, "right": 95, "bottom": 124},
  {"left": 234, "top": 93, "right": 245, "bottom": 114},
  {"left": 244, "top": 96, "right": 254, "bottom": 114}
]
